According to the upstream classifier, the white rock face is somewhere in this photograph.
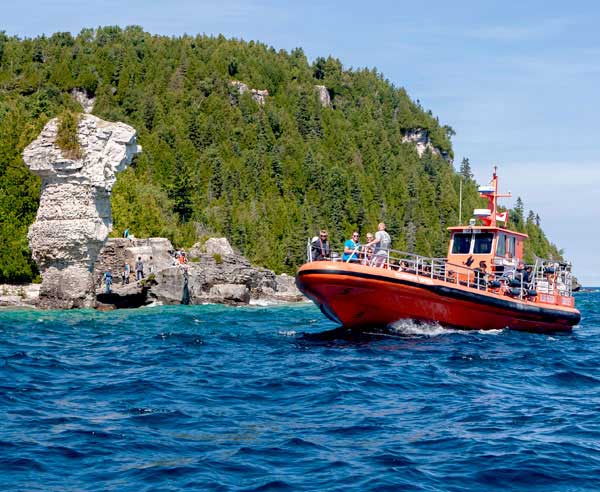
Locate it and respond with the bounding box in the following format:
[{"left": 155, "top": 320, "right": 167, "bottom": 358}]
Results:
[
  {"left": 203, "top": 237, "right": 235, "bottom": 256},
  {"left": 23, "top": 114, "right": 141, "bottom": 309},
  {"left": 230, "top": 80, "right": 269, "bottom": 105},
  {"left": 70, "top": 88, "right": 95, "bottom": 114},
  {"left": 402, "top": 128, "right": 451, "bottom": 162},
  {"left": 314, "top": 85, "right": 331, "bottom": 108}
]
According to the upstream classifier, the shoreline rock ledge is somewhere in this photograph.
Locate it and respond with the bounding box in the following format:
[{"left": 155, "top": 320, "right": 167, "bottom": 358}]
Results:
[{"left": 23, "top": 114, "right": 141, "bottom": 309}]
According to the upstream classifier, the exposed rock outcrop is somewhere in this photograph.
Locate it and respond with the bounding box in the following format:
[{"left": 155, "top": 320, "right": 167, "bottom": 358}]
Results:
[
  {"left": 314, "top": 85, "right": 331, "bottom": 108},
  {"left": 402, "top": 128, "right": 451, "bottom": 162},
  {"left": 94, "top": 237, "right": 174, "bottom": 286},
  {"left": 230, "top": 80, "right": 269, "bottom": 105},
  {"left": 0, "top": 284, "right": 40, "bottom": 308},
  {"left": 70, "top": 88, "right": 95, "bottom": 114},
  {"left": 189, "top": 237, "right": 235, "bottom": 257},
  {"left": 94, "top": 237, "right": 304, "bottom": 307},
  {"left": 23, "top": 114, "right": 141, "bottom": 309}
]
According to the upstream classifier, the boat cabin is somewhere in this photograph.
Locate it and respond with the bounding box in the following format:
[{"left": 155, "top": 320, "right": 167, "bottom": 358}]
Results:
[{"left": 447, "top": 226, "right": 528, "bottom": 276}]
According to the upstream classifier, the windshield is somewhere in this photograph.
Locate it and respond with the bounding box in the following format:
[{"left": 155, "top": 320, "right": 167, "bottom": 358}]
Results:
[
  {"left": 452, "top": 233, "right": 472, "bottom": 254},
  {"left": 473, "top": 233, "right": 494, "bottom": 254}
]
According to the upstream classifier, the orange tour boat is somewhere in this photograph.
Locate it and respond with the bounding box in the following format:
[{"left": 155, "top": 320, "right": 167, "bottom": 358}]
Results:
[{"left": 296, "top": 169, "right": 580, "bottom": 333}]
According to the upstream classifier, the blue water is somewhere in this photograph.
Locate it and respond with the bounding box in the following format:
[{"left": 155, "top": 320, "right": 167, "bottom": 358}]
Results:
[{"left": 1, "top": 292, "right": 599, "bottom": 492}]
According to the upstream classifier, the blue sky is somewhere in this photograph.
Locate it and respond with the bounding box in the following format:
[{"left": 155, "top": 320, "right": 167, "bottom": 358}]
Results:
[{"left": 3, "top": 0, "right": 599, "bottom": 284}]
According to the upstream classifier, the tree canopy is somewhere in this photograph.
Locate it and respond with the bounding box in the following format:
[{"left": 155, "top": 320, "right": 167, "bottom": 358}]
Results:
[{"left": 0, "top": 27, "right": 563, "bottom": 282}]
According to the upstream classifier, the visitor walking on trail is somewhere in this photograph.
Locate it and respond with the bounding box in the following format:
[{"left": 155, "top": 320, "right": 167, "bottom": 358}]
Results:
[{"left": 135, "top": 257, "right": 144, "bottom": 281}]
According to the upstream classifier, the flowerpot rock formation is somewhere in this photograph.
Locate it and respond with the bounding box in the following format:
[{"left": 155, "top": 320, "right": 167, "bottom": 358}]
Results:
[{"left": 23, "top": 114, "right": 141, "bottom": 309}]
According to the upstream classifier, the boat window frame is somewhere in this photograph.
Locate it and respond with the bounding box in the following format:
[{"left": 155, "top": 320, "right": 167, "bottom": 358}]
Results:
[
  {"left": 473, "top": 232, "right": 494, "bottom": 254},
  {"left": 451, "top": 233, "right": 473, "bottom": 254},
  {"left": 496, "top": 232, "right": 506, "bottom": 257},
  {"left": 508, "top": 236, "right": 516, "bottom": 257}
]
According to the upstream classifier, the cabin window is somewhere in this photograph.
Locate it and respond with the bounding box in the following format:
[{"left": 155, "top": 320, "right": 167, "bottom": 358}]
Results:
[
  {"left": 452, "top": 233, "right": 472, "bottom": 254},
  {"left": 496, "top": 233, "right": 506, "bottom": 257},
  {"left": 473, "top": 233, "right": 494, "bottom": 254},
  {"left": 508, "top": 236, "right": 516, "bottom": 256}
]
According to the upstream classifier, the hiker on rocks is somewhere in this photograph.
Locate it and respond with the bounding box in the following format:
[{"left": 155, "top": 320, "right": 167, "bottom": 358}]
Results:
[
  {"left": 104, "top": 270, "right": 113, "bottom": 294},
  {"left": 123, "top": 228, "right": 129, "bottom": 239},
  {"left": 148, "top": 256, "right": 155, "bottom": 274},
  {"left": 122, "top": 262, "right": 130, "bottom": 285},
  {"left": 135, "top": 257, "right": 144, "bottom": 281}
]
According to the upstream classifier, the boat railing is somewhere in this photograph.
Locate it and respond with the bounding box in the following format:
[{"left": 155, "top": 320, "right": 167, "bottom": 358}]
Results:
[{"left": 305, "top": 239, "right": 575, "bottom": 302}]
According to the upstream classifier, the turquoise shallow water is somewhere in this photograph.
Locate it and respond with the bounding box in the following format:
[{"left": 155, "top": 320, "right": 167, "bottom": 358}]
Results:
[{"left": 1, "top": 292, "right": 599, "bottom": 491}]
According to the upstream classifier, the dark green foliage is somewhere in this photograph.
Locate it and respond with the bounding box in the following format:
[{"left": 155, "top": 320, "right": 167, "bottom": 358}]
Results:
[
  {"left": 56, "top": 110, "right": 82, "bottom": 159},
  {"left": 0, "top": 27, "right": 563, "bottom": 282}
]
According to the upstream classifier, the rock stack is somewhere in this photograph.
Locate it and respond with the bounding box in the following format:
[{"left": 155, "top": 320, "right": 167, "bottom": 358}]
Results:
[{"left": 23, "top": 114, "right": 141, "bottom": 309}]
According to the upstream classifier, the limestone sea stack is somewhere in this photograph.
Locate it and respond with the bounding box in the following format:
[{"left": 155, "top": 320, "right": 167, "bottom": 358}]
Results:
[{"left": 23, "top": 114, "right": 141, "bottom": 309}]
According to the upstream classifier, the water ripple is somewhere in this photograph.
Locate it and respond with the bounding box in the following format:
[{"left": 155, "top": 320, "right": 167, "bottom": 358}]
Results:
[{"left": 0, "top": 295, "right": 599, "bottom": 491}]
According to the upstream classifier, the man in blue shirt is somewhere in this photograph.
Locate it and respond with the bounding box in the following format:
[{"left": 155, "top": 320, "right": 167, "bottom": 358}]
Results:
[{"left": 342, "top": 232, "right": 361, "bottom": 262}]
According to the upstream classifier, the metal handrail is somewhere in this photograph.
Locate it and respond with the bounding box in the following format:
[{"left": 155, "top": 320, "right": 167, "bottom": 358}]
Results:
[{"left": 305, "top": 239, "right": 575, "bottom": 301}]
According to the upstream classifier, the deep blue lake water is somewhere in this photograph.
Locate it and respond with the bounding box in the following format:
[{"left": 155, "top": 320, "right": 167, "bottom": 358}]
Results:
[{"left": 1, "top": 291, "right": 599, "bottom": 492}]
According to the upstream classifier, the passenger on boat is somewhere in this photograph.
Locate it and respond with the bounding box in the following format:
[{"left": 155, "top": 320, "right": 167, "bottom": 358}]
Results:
[
  {"left": 361, "top": 233, "right": 375, "bottom": 265},
  {"left": 342, "top": 232, "right": 361, "bottom": 263},
  {"left": 366, "top": 223, "right": 391, "bottom": 268},
  {"left": 474, "top": 260, "right": 488, "bottom": 288},
  {"left": 311, "top": 230, "right": 331, "bottom": 261}
]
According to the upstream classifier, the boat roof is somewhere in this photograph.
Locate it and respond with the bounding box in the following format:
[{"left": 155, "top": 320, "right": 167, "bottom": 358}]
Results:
[{"left": 447, "top": 225, "right": 528, "bottom": 239}]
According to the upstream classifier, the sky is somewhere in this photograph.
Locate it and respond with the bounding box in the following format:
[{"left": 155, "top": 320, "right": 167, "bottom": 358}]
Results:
[{"left": 3, "top": 0, "right": 599, "bottom": 284}]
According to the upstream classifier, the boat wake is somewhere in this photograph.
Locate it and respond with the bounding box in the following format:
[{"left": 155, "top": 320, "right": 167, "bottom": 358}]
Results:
[
  {"left": 387, "top": 319, "right": 458, "bottom": 337},
  {"left": 388, "top": 319, "right": 504, "bottom": 337}
]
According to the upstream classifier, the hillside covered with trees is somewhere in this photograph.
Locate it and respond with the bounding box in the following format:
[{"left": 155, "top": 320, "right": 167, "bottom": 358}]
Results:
[{"left": 0, "top": 26, "right": 562, "bottom": 282}]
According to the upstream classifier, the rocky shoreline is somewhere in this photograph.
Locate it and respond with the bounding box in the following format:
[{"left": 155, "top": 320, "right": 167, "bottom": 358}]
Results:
[{"left": 0, "top": 237, "right": 304, "bottom": 310}]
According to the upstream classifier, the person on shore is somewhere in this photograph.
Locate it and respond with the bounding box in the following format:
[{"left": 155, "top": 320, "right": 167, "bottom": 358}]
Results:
[
  {"left": 311, "top": 230, "right": 331, "bottom": 261},
  {"left": 123, "top": 228, "right": 129, "bottom": 239},
  {"left": 366, "top": 223, "right": 391, "bottom": 268},
  {"left": 104, "top": 270, "right": 113, "bottom": 294},
  {"left": 342, "top": 232, "right": 361, "bottom": 263},
  {"left": 135, "top": 256, "right": 144, "bottom": 281},
  {"left": 148, "top": 256, "right": 155, "bottom": 274},
  {"left": 122, "top": 262, "right": 130, "bottom": 285}
]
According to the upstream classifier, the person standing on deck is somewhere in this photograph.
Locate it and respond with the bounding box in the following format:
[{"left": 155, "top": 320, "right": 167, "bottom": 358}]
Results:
[
  {"left": 365, "top": 223, "right": 391, "bottom": 267},
  {"left": 311, "top": 230, "right": 331, "bottom": 261}
]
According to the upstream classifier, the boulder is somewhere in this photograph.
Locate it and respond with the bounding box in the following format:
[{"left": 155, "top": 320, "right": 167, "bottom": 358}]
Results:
[
  {"left": 23, "top": 114, "right": 141, "bottom": 309},
  {"left": 189, "top": 237, "right": 235, "bottom": 257},
  {"left": 208, "top": 284, "right": 250, "bottom": 304}
]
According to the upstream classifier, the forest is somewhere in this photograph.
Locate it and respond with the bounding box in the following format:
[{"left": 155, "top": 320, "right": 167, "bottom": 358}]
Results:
[{"left": 0, "top": 26, "right": 562, "bottom": 283}]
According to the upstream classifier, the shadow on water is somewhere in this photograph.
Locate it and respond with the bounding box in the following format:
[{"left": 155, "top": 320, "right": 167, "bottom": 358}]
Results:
[{"left": 300, "top": 324, "right": 428, "bottom": 344}]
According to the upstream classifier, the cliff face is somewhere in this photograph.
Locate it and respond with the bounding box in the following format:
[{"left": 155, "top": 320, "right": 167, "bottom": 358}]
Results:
[
  {"left": 402, "top": 128, "right": 452, "bottom": 162},
  {"left": 23, "top": 114, "right": 141, "bottom": 309}
]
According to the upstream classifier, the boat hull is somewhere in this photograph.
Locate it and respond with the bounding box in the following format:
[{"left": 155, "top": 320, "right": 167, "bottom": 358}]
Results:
[{"left": 296, "top": 263, "right": 581, "bottom": 333}]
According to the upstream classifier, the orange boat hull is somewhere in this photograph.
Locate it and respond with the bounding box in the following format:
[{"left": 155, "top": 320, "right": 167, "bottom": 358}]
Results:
[{"left": 296, "top": 262, "right": 580, "bottom": 333}]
